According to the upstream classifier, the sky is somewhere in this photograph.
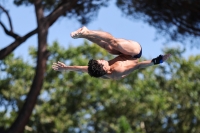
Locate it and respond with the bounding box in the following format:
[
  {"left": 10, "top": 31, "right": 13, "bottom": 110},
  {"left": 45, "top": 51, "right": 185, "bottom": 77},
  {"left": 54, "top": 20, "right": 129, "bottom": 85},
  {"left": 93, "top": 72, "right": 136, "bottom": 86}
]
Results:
[{"left": 0, "top": 0, "right": 199, "bottom": 62}]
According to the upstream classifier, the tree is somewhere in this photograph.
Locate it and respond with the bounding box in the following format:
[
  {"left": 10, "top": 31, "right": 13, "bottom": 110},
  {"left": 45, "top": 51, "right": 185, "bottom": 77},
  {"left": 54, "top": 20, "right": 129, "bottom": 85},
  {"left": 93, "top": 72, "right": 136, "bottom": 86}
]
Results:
[
  {"left": 0, "top": 0, "right": 110, "bottom": 132},
  {"left": 116, "top": 0, "right": 200, "bottom": 46}
]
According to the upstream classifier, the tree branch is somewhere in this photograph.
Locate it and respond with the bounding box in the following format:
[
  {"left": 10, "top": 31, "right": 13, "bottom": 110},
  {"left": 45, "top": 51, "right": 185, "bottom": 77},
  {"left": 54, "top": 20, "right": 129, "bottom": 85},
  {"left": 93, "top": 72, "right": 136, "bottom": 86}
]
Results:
[
  {"left": 46, "top": 0, "right": 78, "bottom": 26},
  {"left": 0, "top": 21, "right": 21, "bottom": 39},
  {"left": 0, "top": 5, "right": 13, "bottom": 31},
  {"left": 0, "top": 1, "right": 78, "bottom": 60},
  {"left": 0, "top": 5, "right": 22, "bottom": 39},
  {"left": 0, "top": 28, "right": 38, "bottom": 60}
]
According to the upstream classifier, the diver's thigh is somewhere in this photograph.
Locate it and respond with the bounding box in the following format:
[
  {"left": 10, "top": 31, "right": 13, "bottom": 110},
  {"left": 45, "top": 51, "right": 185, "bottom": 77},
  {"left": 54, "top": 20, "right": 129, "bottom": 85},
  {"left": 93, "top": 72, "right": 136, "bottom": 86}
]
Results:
[{"left": 115, "top": 39, "right": 140, "bottom": 56}]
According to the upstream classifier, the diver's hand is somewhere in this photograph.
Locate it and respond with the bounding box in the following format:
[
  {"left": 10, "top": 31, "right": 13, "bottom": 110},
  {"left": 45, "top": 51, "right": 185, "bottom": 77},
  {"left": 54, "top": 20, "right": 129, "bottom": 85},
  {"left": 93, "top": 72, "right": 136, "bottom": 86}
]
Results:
[{"left": 52, "top": 61, "right": 67, "bottom": 71}]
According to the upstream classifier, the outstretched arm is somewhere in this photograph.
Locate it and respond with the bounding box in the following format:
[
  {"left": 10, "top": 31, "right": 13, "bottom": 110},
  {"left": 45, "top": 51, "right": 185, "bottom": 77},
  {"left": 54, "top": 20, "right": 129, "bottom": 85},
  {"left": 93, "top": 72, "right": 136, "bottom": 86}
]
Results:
[
  {"left": 137, "top": 54, "right": 171, "bottom": 69},
  {"left": 52, "top": 61, "right": 88, "bottom": 73},
  {"left": 120, "top": 54, "right": 170, "bottom": 79},
  {"left": 137, "top": 60, "right": 154, "bottom": 69}
]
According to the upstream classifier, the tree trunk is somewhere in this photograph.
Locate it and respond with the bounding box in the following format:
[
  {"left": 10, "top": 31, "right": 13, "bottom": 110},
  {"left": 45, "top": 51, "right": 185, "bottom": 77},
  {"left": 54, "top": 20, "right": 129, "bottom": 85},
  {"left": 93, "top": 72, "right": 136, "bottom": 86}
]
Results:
[{"left": 5, "top": 0, "right": 49, "bottom": 133}]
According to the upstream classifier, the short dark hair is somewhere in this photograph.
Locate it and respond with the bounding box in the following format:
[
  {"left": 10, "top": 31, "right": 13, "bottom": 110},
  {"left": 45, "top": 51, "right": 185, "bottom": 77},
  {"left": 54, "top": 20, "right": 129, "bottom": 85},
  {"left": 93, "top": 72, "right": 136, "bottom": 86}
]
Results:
[{"left": 88, "top": 59, "right": 107, "bottom": 78}]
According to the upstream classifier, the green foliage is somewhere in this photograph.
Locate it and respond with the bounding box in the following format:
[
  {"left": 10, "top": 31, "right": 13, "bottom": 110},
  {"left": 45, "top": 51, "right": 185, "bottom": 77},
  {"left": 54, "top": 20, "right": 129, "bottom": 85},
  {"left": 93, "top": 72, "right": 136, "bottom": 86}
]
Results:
[
  {"left": 1, "top": 41, "right": 200, "bottom": 133},
  {"left": 117, "top": 116, "right": 133, "bottom": 133},
  {"left": 116, "top": 0, "right": 200, "bottom": 46},
  {"left": 0, "top": 53, "right": 34, "bottom": 129},
  {"left": 13, "top": 0, "right": 110, "bottom": 24}
]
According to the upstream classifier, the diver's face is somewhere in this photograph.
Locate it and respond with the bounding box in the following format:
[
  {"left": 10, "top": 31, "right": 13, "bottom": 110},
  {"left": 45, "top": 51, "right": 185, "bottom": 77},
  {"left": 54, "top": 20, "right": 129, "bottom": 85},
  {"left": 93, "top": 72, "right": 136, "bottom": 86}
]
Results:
[{"left": 97, "top": 60, "right": 110, "bottom": 71}]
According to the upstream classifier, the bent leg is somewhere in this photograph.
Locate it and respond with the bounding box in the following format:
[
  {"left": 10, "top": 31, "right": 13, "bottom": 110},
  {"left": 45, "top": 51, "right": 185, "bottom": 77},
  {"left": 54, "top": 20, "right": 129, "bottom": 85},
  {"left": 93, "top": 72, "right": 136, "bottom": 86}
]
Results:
[
  {"left": 84, "top": 36, "right": 122, "bottom": 55},
  {"left": 71, "top": 27, "right": 141, "bottom": 56},
  {"left": 71, "top": 26, "right": 117, "bottom": 47},
  {"left": 114, "top": 39, "right": 142, "bottom": 56}
]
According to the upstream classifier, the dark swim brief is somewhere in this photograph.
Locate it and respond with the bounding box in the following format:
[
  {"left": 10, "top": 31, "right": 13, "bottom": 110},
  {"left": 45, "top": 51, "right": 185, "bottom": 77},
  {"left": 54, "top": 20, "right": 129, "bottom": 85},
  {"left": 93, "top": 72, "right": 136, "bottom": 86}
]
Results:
[{"left": 133, "top": 45, "right": 142, "bottom": 58}]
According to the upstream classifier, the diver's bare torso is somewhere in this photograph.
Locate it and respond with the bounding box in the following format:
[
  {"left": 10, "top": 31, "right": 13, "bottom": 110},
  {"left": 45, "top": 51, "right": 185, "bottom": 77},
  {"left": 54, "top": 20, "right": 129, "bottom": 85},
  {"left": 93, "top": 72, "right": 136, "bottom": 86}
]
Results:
[{"left": 103, "top": 54, "right": 139, "bottom": 80}]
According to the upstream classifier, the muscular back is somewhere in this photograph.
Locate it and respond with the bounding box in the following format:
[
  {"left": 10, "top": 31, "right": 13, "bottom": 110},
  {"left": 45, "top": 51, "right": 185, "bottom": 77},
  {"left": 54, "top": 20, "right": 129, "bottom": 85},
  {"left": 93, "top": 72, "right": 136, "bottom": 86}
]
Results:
[{"left": 104, "top": 55, "right": 139, "bottom": 80}]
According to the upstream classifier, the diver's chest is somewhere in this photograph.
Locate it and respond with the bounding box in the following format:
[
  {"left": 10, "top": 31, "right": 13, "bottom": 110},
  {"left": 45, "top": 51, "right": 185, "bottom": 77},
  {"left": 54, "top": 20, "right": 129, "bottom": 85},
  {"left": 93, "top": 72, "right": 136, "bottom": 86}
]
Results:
[{"left": 113, "top": 60, "right": 135, "bottom": 71}]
